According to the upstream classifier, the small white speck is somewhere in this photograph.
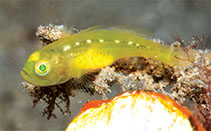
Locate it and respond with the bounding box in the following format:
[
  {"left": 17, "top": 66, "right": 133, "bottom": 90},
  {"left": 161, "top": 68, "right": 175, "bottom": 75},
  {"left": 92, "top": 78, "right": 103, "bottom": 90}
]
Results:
[
  {"left": 136, "top": 43, "right": 139, "bottom": 46},
  {"left": 128, "top": 41, "right": 133, "bottom": 45},
  {"left": 75, "top": 42, "right": 80, "bottom": 46},
  {"left": 63, "top": 45, "right": 71, "bottom": 51},
  {"left": 99, "top": 39, "right": 104, "bottom": 43},
  {"left": 154, "top": 56, "right": 158, "bottom": 58},
  {"left": 115, "top": 40, "right": 120, "bottom": 43},
  {"left": 87, "top": 39, "right": 92, "bottom": 43},
  {"left": 70, "top": 53, "right": 73, "bottom": 56}
]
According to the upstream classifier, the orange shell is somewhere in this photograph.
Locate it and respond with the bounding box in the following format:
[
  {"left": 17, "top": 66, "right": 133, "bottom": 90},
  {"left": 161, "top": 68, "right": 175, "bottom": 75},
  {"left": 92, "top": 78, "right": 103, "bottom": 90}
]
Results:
[{"left": 66, "top": 91, "right": 205, "bottom": 131}]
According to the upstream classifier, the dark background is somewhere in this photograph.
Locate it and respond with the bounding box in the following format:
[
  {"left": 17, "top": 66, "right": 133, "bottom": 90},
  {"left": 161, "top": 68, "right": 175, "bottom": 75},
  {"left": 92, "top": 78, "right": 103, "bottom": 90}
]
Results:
[{"left": 0, "top": 0, "right": 210, "bottom": 130}]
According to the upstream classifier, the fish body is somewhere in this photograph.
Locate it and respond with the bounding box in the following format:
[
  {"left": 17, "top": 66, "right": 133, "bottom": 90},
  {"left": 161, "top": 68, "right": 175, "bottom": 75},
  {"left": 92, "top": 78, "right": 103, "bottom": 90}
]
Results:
[{"left": 21, "top": 26, "right": 195, "bottom": 86}]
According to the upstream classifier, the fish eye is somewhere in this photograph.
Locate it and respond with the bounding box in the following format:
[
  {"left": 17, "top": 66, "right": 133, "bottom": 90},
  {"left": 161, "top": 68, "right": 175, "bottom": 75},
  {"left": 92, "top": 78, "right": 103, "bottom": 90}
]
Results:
[{"left": 35, "top": 60, "right": 51, "bottom": 76}]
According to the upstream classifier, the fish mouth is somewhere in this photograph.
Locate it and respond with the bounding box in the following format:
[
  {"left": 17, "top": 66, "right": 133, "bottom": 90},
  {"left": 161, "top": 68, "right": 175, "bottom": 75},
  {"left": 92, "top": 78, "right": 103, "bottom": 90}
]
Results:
[
  {"left": 21, "top": 68, "right": 29, "bottom": 76},
  {"left": 21, "top": 68, "right": 52, "bottom": 87},
  {"left": 21, "top": 68, "right": 34, "bottom": 84}
]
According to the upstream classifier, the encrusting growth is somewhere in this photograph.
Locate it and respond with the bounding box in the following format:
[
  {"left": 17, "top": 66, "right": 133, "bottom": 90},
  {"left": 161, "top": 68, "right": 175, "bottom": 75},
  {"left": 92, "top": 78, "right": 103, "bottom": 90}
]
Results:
[{"left": 66, "top": 91, "right": 205, "bottom": 131}]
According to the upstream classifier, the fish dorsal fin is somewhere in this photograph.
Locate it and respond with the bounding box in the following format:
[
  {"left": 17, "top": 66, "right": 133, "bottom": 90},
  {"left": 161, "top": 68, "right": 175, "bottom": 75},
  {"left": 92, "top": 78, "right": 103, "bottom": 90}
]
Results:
[
  {"left": 106, "top": 25, "right": 154, "bottom": 38},
  {"left": 79, "top": 26, "right": 103, "bottom": 33},
  {"left": 78, "top": 25, "right": 154, "bottom": 39}
]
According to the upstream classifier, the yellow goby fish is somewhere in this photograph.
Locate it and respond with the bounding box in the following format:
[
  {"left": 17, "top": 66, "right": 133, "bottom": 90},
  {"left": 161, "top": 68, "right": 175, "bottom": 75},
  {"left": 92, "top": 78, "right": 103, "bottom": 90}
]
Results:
[{"left": 21, "top": 26, "right": 196, "bottom": 86}]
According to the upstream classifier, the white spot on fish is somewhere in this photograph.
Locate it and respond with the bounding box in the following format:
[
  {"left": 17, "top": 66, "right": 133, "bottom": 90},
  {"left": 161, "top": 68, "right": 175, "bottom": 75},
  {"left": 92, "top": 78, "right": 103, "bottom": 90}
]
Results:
[
  {"left": 87, "top": 39, "right": 92, "bottom": 43},
  {"left": 75, "top": 42, "right": 80, "bottom": 46},
  {"left": 99, "top": 39, "right": 104, "bottom": 43},
  {"left": 136, "top": 44, "right": 139, "bottom": 46},
  {"left": 63, "top": 45, "right": 71, "bottom": 51},
  {"left": 128, "top": 41, "right": 133, "bottom": 45},
  {"left": 115, "top": 40, "right": 120, "bottom": 43}
]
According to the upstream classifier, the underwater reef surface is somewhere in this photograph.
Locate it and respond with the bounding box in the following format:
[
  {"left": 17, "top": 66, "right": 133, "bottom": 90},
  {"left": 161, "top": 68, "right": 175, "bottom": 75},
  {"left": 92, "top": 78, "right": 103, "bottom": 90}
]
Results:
[{"left": 21, "top": 25, "right": 211, "bottom": 130}]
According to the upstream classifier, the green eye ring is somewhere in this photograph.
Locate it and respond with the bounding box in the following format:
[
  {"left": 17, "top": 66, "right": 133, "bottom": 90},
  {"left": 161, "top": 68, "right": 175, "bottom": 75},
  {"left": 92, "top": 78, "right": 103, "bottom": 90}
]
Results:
[{"left": 35, "top": 60, "right": 51, "bottom": 76}]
